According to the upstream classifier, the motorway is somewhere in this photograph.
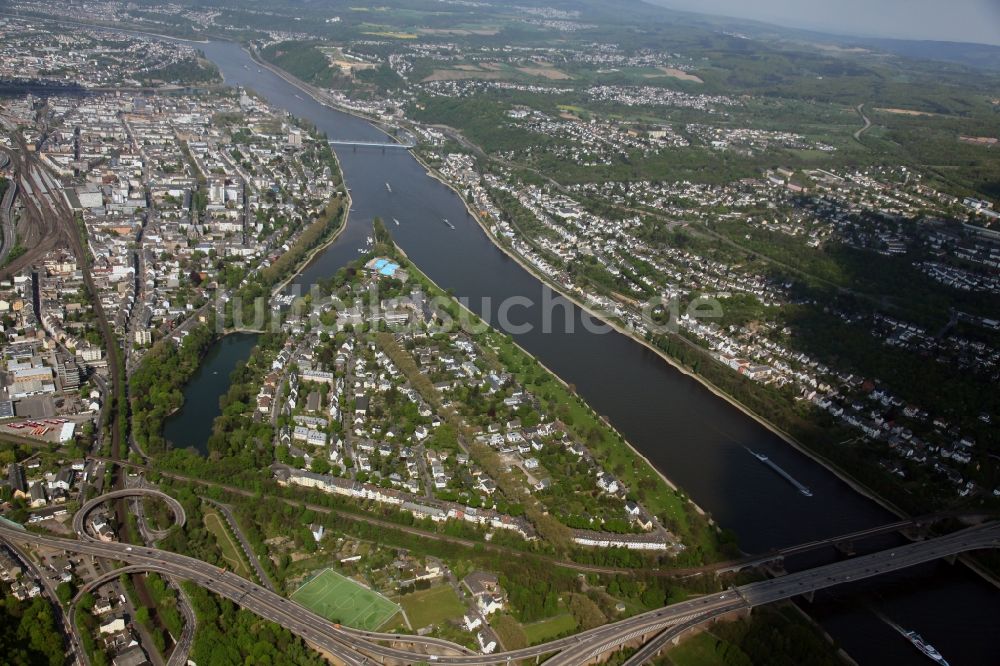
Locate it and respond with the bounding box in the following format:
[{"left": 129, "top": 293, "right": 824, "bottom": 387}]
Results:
[
  {"left": 4, "top": 536, "right": 90, "bottom": 665},
  {"left": 620, "top": 618, "right": 705, "bottom": 666},
  {"left": 73, "top": 488, "right": 186, "bottom": 542},
  {"left": 327, "top": 139, "right": 413, "bottom": 149},
  {"left": 100, "top": 457, "right": 980, "bottom": 580},
  {"left": 2, "top": 509, "right": 998, "bottom": 666},
  {"left": 0, "top": 523, "right": 371, "bottom": 666},
  {"left": 202, "top": 497, "right": 276, "bottom": 592},
  {"left": 710, "top": 511, "right": 972, "bottom": 574},
  {"left": 68, "top": 563, "right": 197, "bottom": 666},
  {"left": 169, "top": 583, "right": 196, "bottom": 666}
]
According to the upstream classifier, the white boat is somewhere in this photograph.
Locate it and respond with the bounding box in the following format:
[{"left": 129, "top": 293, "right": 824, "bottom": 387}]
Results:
[
  {"left": 887, "top": 623, "right": 950, "bottom": 666},
  {"left": 745, "top": 447, "right": 812, "bottom": 497},
  {"left": 443, "top": 218, "right": 455, "bottom": 229},
  {"left": 393, "top": 218, "right": 400, "bottom": 226},
  {"left": 385, "top": 182, "right": 392, "bottom": 193}
]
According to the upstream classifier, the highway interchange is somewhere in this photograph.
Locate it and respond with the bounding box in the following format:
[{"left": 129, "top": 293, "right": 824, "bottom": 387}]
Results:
[
  {"left": 3, "top": 147, "right": 987, "bottom": 663},
  {"left": 3, "top": 488, "right": 999, "bottom": 665}
]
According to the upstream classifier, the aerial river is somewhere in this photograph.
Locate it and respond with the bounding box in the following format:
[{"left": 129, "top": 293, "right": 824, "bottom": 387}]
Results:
[{"left": 173, "top": 39, "right": 999, "bottom": 665}]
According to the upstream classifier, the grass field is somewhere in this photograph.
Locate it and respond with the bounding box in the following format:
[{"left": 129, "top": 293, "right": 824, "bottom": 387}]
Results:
[
  {"left": 522, "top": 613, "right": 578, "bottom": 645},
  {"left": 399, "top": 585, "right": 466, "bottom": 629},
  {"left": 203, "top": 508, "right": 251, "bottom": 578},
  {"left": 291, "top": 569, "right": 399, "bottom": 630},
  {"left": 667, "top": 631, "right": 748, "bottom": 666}
]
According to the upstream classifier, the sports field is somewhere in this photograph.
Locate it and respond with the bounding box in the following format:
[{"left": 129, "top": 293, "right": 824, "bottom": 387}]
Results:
[{"left": 291, "top": 569, "right": 399, "bottom": 630}]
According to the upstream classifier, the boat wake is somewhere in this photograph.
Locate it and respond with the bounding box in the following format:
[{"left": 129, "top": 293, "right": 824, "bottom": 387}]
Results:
[{"left": 744, "top": 446, "right": 812, "bottom": 497}]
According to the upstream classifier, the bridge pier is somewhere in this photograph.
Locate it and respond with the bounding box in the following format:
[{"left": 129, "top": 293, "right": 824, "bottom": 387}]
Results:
[
  {"left": 763, "top": 561, "right": 787, "bottom": 577},
  {"left": 834, "top": 541, "right": 856, "bottom": 557}
]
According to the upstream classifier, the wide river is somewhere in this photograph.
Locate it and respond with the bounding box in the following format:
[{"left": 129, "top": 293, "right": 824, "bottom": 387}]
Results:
[{"left": 170, "top": 39, "right": 998, "bottom": 665}]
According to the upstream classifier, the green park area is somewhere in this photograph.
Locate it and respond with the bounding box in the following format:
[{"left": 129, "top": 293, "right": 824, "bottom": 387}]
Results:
[
  {"left": 522, "top": 612, "right": 578, "bottom": 644},
  {"left": 203, "top": 507, "right": 252, "bottom": 579},
  {"left": 398, "top": 584, "right": 466, "bottom": 629}
]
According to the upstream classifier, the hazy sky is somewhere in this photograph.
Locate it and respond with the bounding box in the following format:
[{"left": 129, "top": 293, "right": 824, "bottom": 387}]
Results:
[{"left": 650, "top": 0, "right": 1000, "bottom": 46}]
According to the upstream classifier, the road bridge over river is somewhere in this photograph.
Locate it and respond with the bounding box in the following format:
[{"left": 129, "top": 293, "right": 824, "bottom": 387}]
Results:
[
  {"left": 328, "top": 139, "right": 414, "bottom": 149},
  {"left": 1, "top": 505, "right": 997, "bottom": 666}
]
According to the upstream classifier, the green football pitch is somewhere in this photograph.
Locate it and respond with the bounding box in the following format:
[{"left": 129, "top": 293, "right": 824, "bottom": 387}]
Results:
[{"left": 290, "top": 569, "right": 400, "bottom": 630}]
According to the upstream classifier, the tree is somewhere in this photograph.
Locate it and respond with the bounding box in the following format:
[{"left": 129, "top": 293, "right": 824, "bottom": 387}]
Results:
[
  {"left": 568, "top": 593, "right": 606, "bottom": 630},
  {"left": 311, "top": 458, "right": 331, "bottom": 475}
]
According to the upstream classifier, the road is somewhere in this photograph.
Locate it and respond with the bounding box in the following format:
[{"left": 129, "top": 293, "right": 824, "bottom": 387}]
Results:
[
  {"left": 711, "top": 512, "right": 970, "bottom": 574},
  {"left": 167, "top": 583, "right": 196, "bottom": 666},
  {"left": 100, "top": 458, "right": 989, "bottom": 578},
  {"left": 202, "top": 498, "right": 276, "bottom": 591},
  {"left": 854, "top": 103, "right": 873, "bottom": 142},
  {"left": 4, "top": 537, "right": 89, "bottom": 665},
  {"left": 327, "top": 140, "right": 413, "bottom": 149},
  {"left": 4, "top": 134, "right": 125, "bottom": 466},
  {"left": 68, "top": 563, "right": 151, "bottom": 666},
  {"left": 621, "top": 617, "right": 705, "bottom": 666},
  {"left": 90, "top": 457, "right": 985, "bottom": 582},
  {"left": 73, "top": 488, "right": 186, "bottom": 542},
  {"left": 3, "top": 514, "right": 997, "bottom": 666}
]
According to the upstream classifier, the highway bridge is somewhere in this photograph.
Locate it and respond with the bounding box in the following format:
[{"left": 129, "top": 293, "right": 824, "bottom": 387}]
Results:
[
  {"left": 328, "top": 139, "right": 414, "bottom": 149},
  {"left": 621, "top": 619, "right": 705, "bottom": 666},
  {"left": 710, "top": 512, "right": 960, "bottom": 574},
  {"left": 69, "top": 563, "right": 196, "bottom": 666},
  {"left": 1, "top": 507, "right": 997, "bottom": 666},
  {"left": 75, "top": 459, "right": 992, "bottom": 582},
  {"left": 73, "top": 487, "right": 186, "bottom": 541},
  {"left": 202, "top": 497, "right": 276, "bottom": 592}
]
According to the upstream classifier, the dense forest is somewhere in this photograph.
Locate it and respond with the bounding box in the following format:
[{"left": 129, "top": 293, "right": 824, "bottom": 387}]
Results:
[
  {"left": 261, "top": 41, "right": 340, "bottom": 87},
  {"left": 0, "top": 593, "right": 65, "bottom": 666}
]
